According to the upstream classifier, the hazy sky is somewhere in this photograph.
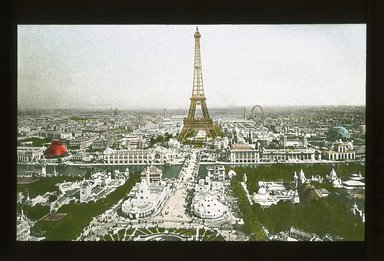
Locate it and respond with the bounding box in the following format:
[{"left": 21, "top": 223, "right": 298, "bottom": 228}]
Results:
[{"left": 17, "top": 24, "right": 366, "bottom": 110}]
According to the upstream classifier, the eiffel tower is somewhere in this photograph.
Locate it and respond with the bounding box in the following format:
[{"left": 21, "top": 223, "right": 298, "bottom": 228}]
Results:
[{"left": 177, "top": 27, "right": 218, "bottom": 142}]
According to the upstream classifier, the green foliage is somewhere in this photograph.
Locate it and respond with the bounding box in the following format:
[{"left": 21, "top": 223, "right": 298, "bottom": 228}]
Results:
[
  {"left": 17, "top": 176, "right": 84, "bottom": 198},
  {"left": 231, "top": 163, "right": 364, "bottom": 194},
  {"left": 112, "top": 139, "right": 120, "bottom": 149},
  {"left": 156, "top": 135, "right": 164, "bottom": 143},
  {"left": 230, "top": 164, "right": 365, "bottom": 241},
  {"left": 326, "top": 127, "right": 340, "bottom": 141},
  {"left": 185, "top": 130, "right": 197, "bottom": 139},
  {"left": 85, "top": 148, "right": 104, "bottom": 153},
  {"left": 18, "top": 203, "right": 50, "bottom": 221},
  {"left": 214, "top": 124, "right": 225, "bottom": 137},
  {"left": 17, "top": 137, "right": 50, "bottom": 147},
  {"left": 149, "top": 133, "right": 173, "bottom": 147},
  {"left": 48, "top": 194, "right": 58, "bottom": 202},
  {"left": 149, "top": 136, "right": 156, "bottom": 147},
  {"left": 33, "top": 172, "right": 141, "bottom": 241},
  {"left": 182, "top": 139, "right": 204, "bottom": 147},
  {"left": 266, "top": 141, "right": 279, "bottom": 149},
  {"left": 230, "top": 173, "right": 268, "bottom": 240},
  {"left": 164, "top": 132, "right": 173, "bottom": 142},
  {"left": 253, "top": 195, "right": 364, "bottom": 240},
  {"left": 69, "top": 116, "right": 88, "bottom": 121}
]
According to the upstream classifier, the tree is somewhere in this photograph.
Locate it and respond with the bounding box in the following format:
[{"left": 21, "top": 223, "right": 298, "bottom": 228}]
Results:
[
  {"left": 149, "top": 136, "right": 157, "bottom": 147},
  {"left": 266, "top": 141, "right": 280, "bottom": 149},
  {"left": 155, "top": 135, "right": 164, "bottom": 143},
  {"left": 228, "top": 164, "right": 364, "bottom": 241}
]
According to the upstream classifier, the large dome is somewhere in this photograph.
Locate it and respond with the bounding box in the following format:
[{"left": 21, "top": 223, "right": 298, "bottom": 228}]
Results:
[
  {"left": 44, "top": 139, "right": 68, "bottom": 158},
  {"left": 327, "top": 126, "right": 350, "bottom": 141},
  {"left": 192, "top": 194, "right": 227, "bottom": 219},
  {"left": 334, "top": 126, "right": 350, "bottom": 138}
]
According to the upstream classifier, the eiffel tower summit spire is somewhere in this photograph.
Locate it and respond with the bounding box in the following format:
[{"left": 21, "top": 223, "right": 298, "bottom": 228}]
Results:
[{"left": 177, "top": 27, "right": 218, "bottom": 142}]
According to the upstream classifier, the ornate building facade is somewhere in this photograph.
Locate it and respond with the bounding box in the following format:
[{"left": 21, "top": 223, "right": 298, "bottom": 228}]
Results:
[
  {"left": 103, "top": 146, "right": 176, "bottom": 164},
  {"left": 324, "top": 140, "right": 355, "bottom": 160},
  {"left": 17, "top": 147, "right": 45, "bottom": 162},
  {"left": 228, "top": 144, "right": 260, "bottom": 163}
]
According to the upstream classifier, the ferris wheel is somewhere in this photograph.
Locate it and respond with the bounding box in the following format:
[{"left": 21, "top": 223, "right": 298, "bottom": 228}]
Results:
[{"left": 250, "top": 105, "right": 265, "bottom": 121}]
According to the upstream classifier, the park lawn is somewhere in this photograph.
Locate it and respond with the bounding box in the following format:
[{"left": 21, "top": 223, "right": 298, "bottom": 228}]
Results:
[
  {"left": 17, "top": 175, "right": 84, "bottom": 198},
  {"left": 17, "top": 137, "right": 50, "bottom": 147},
  {"left": 17, "top": 203, "right": 50, "bottom": 221}
]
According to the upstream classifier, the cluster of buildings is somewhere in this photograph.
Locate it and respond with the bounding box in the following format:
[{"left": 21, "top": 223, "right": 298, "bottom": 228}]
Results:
[
  {"left": 269, "top": 226, "right": 335, "bottom": 241},
  {"left": 238, "top": 166, "right": 365, "bottom": 219},
  {"left": 17, "top": 137, "right": 183, "bottom": 166},
  {"left": 17, "top": 106, "right": 364, "bottom": 167},
  {"left": 251, "top": 180, "right": 300, "bottom": 207},
  {"left": 215, "top": 118, "right": 362, "bottom": 164},
  {"left": 191, "top": 165, "right": 229, "bottom": 220},
  {"left": 120, "top": 166, "right": 172, "bottom": 219},
  {"left": 320, "top": 168, "right": 365, "bottom": 196},
  {"left": 239, "top": 172, "right": 300, "bottom": 208},
  {"left": 17, "top": 139, "right": 70, "bottom": 163},
  {"left": 23, "top": 169, "right": 130, "bottom": 213},
  {"left": 16, "top": 209, "right": 45, "bottom": 241},
  {"left": 17, "top": 146, "right": 46, "bottom": 162},
  {"left": 17, "top": 110, "right": 183, "bottom": 165},
  {"left": 324, "top": 139, "right": 356, "bottom": 160}
]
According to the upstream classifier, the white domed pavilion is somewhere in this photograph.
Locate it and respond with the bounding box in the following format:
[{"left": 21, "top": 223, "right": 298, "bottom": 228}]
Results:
[{"left": 192, "top": 193, "right": 227, "bottom": 219}]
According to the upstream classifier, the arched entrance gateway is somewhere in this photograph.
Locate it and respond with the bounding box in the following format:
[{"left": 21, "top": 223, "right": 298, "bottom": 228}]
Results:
[{"left": 154, "top": 153, "right": 161, "bottom": 163}]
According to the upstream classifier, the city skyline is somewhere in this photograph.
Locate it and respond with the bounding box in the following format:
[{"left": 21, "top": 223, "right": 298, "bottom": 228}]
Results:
[{"left": 18, "top": 24, "right": 366, "bottom": 110}]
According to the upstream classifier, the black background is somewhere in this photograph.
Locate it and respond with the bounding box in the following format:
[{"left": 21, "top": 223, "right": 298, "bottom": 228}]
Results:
[{"left": 4, "top": 0, "right": 384, "bottom": 260}]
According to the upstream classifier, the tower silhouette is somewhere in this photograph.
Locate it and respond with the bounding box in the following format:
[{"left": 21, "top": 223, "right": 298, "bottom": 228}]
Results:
[{"left": 178, "top": 27, "right": 218, "bottom": 142}]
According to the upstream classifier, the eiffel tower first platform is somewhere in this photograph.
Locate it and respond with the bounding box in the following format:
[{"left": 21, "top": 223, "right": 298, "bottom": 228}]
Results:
[{"left": 177, "top": 27, "right": 218, "bottom": 142}]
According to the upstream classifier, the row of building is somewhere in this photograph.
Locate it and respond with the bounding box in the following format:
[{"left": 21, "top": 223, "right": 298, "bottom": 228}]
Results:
[
  {"left": 217, "top": 118, "right": 360, "bottom": 163},
  {"left": 16, "top": 137, "right": 356, "bottom": 165},
  {"left": 226, "top": 139, "right": 355, "bottom": 163},
  {"left": 103, "top": 145, "right": 180, "bottom": 165}
]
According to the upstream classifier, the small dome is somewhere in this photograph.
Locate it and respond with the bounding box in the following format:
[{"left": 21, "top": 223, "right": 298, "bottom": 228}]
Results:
[
  {"left": 103, "top": 147, "right": 114, "bottom": 154},
  {"left": 192, "top": 194, "right": 226, "bottom": 219},
  {"left": 258, "top": 186, "right": 267, "bottom": 194},
  {"left": 44, "top": 139, "right": 68, "bottom": 158},
  {"left": 228, "top": 170, "right": 237, "bottom": 177},
  {"left": 329, "top": 168, "right": 337, "bottom": 179}
]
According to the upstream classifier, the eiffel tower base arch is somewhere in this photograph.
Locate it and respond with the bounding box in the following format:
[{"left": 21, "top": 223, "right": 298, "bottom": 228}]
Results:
[{"left": 177, "top": 118, "right": 218, "bottom": 142}]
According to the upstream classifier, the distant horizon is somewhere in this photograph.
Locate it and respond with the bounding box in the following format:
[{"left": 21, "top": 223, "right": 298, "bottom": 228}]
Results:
[{"left": 17, "top": 104, "right": 366, "bottom": 113}]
